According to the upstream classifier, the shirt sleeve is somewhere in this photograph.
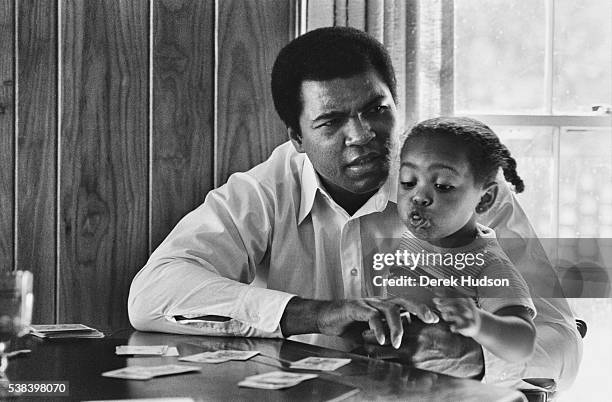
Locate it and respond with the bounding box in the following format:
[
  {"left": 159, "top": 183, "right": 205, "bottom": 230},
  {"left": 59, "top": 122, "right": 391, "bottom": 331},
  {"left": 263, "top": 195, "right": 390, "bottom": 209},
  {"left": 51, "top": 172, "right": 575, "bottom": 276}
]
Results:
[
  {"left": 476, "top": 257, "right": 536, "bottom": 318},
  {"left": 128, "top": 172, "right": 296, "bottom": 337}
]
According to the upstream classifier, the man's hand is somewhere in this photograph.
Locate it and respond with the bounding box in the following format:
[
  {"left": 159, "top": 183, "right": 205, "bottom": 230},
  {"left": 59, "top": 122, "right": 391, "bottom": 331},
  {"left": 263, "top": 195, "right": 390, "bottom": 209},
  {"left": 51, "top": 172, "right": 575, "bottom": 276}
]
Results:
[
  {"left": 433, "top": 297, "right": 481, "bottom": 338},
  {"left": 280, "top": 297, "right": 438, "bottom": 349}
]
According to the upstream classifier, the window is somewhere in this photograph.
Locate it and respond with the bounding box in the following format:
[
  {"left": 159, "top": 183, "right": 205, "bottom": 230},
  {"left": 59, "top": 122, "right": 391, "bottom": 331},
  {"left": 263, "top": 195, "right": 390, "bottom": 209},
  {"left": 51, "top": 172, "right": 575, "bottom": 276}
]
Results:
[
  {"left": 305, "top": 1, "right": 612, "bottom": 397},
  {"left": 454, "top": 0, "right": 612, "bottom": 240},
  {"left": 454, "top": 2, "right": 612, "bottom": 400}
]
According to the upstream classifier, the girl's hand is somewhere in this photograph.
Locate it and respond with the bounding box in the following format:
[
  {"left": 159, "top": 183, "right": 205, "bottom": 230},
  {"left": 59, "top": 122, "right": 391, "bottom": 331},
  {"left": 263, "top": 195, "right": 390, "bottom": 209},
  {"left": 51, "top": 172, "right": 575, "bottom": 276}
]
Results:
[{"left": 432, "top": 297, "right": 481, "bottom": 338}]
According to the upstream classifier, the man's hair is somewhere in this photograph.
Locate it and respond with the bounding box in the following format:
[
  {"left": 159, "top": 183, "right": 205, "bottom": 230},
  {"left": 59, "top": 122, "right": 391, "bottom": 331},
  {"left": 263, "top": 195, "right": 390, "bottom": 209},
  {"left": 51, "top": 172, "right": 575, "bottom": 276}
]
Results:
[
  {"left": 271, "top": 26, "right": 397, "bottom": 133},
  {"left": 401, "top": 117, "right": 525, "bottom": 193}
]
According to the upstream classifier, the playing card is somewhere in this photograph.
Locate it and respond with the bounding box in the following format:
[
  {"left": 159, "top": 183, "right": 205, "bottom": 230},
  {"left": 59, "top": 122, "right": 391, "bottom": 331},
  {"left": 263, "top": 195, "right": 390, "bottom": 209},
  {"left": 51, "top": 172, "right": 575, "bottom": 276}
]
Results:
[
  {"left": 237, "top": 379, "right": 303, "bottom": 390},
  {"left": 290, "top": 357, "right": 351, "bottom": 371},
  {"left": 102, "top": 364, "right": 200, "bottom": 380},
  {"left": 240, "top": 371, "right": 317, "bottom": 388},
  {"left": 179, "top": 352, "right": 230, "bottom": 364},
  {"left": 29, "top": 323, "right": 105, "bottom": 339},
  {"left": 115, "top": 345, "right": 169, "bottom": 356},
  {"left": 30, "top": 324, "right": 95, "bottom": 332},
  {"left": 179, "top": 350, "right": 259, "bottom": 363},
  {"left": 142, "top": 364, "right": 200, "bottom": 377},
  {"left": 209, "top": 350, "right": 260, "bottom": 361},
  {"left": 102, "top": 367, "right": 154, "bottom": 380},
  {"left": 163, "top": 347, "right": 179, "bottom": 357}
]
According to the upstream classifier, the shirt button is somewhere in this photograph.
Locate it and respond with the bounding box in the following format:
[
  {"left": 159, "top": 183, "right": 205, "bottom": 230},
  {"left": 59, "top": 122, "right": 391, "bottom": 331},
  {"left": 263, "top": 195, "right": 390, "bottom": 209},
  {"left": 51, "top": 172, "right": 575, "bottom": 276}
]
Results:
[
  {"left": 350, "top": 268, "right": 358, "bottom": 276},
  {"left": 249, "top": 313, "right": 260, "bottom": 322}
]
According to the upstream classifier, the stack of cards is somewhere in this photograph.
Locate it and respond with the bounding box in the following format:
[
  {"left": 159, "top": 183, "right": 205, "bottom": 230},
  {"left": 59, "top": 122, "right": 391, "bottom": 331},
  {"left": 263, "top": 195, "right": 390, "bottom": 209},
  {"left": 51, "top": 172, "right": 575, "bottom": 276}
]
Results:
[
  {"left": 238, "top": 371, "right": 317, "bottom": 389},
  {"left": 115, "top": 345, "right": 179, "bottom": 357},
  {"left": 179, "top": 350, "right": 259, "bottom": 363},
  {"left": 29, "top": 324, "right": 104, "bottom": 339},
  {"left": 102, "top": 364, "right": 200, "bottom": 380},
  {"left": 290, "top": 357, "right": 351, "bottom": 371}
]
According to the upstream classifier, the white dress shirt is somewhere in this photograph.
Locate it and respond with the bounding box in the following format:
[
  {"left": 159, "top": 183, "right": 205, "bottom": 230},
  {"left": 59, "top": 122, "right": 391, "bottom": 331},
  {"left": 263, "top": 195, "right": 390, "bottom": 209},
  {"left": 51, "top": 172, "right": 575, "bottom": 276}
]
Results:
[{"left": 128, "top": 141, "right": 581, "bottom": 389}]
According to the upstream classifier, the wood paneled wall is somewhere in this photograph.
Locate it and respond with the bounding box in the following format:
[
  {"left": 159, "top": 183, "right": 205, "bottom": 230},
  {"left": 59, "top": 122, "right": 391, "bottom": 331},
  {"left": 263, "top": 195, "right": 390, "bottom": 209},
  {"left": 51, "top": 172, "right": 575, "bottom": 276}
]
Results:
[{"left": 0, "top": 0, "right": 295, "bottom": 330}]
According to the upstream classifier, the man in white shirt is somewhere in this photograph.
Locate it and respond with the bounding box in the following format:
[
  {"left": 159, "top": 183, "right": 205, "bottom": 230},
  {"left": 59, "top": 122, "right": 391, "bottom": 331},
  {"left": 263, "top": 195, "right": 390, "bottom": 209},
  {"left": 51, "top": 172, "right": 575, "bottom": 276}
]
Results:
[{"left": 128, "top": 27, "right": 581, "bottom": 389}]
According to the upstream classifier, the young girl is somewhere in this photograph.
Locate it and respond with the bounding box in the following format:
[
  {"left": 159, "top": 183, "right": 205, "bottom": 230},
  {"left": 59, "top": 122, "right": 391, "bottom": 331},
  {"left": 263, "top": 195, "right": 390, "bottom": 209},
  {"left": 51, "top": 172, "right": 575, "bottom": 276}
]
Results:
[{"left": 393, "top": 116, "right": 536, "bottom": 364}]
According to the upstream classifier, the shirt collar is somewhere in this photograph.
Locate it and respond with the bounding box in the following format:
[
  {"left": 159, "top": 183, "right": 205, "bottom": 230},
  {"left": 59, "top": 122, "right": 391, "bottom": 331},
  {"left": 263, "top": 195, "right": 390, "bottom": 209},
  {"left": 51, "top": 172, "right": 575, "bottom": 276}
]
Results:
[
  {"left": 298, "top": 156, "right": 320, "bottom": 224},
  {"left": 297, "top": 156, "right": 397, "bottom": 224}
]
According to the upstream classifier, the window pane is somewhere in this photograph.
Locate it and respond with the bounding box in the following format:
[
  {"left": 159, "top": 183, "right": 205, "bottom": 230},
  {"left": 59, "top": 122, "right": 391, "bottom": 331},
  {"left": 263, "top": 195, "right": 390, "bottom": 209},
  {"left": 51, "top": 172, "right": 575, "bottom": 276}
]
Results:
[
  {"left": 559, "top": 128, "right": 612, "bottom": 238},
  {"left": 454, "top": 0, "right": 546, "bottom": 114},
  {"left": 494, "top": 126, "right": 557, "bottom": 237},
  {"left": 554, "top": 0, "right": 612, "bottom": 113},
  {"left": 557, "top": 128, "right": 612, "bottom": 274}
]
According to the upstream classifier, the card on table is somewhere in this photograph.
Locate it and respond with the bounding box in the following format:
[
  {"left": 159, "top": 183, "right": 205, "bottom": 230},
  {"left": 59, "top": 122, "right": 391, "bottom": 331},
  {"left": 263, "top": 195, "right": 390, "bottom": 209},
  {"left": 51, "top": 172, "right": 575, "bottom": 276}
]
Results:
[
  {"left": 102, "top": 364, "right": 201, "bottom": 380},
  {"left": 179, "top": 353, "right": 229, "bottom": 364},
  {"left": 115, "top": 345, "right": 169, "bottom": 356},
  {"left": 238, "top": 371, "right": 317, "bottom": 390},
  {"left": 179, "top": 350, "right": 259, "bottom": 363},
  {"left": 29, "top": 323, "right": 105, "bottom": 339},
  {"left": 208, "top": 350, "right": 260, "bottom": 361},
  {"left": 163, "top": 347, "right": 179, "bottom": 357},
  {"left": 30, "top": 324, "right": 95, "bottom": 332},
  {"left": 289, "top": 357, "right": 352, "bottom": 371}
]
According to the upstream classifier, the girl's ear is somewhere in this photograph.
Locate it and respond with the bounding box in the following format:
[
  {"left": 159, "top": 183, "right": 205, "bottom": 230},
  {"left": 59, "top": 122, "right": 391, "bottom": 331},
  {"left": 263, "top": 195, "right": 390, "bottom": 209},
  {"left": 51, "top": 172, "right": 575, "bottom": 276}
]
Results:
[
  {"left": 288, "top": 127, "right": 305, "bottom": 153},
  {"left": 476, "top": 182, "right": 499, "bottom": 214}
]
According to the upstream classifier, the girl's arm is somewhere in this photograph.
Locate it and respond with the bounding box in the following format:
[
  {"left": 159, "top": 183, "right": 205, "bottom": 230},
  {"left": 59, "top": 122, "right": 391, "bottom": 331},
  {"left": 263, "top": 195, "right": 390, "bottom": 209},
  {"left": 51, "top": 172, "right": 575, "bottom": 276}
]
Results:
[{"left": 433, "top": 297, "right": 536, "bottom": 362}]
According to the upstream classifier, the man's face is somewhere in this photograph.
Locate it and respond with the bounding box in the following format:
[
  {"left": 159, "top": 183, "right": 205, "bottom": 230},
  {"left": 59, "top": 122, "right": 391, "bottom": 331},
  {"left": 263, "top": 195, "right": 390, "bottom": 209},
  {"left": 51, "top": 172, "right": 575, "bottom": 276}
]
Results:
[{"left": 290, "top": 70, "right": 397, "bottom": 197}]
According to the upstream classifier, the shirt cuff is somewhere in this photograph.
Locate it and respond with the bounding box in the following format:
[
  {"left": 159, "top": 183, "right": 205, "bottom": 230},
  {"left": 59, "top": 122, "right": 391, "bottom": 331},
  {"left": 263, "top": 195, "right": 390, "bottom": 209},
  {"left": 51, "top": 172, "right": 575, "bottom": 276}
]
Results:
[{"left": 232, "top": 286, "right": 296, "bottom": 333}]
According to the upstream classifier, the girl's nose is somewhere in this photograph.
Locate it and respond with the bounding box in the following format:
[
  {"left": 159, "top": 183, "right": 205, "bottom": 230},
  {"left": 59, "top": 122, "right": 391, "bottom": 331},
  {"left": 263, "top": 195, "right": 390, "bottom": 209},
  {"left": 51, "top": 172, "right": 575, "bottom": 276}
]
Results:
[{"left": 411, "top": 193, "right": 432, "bottom": 207}]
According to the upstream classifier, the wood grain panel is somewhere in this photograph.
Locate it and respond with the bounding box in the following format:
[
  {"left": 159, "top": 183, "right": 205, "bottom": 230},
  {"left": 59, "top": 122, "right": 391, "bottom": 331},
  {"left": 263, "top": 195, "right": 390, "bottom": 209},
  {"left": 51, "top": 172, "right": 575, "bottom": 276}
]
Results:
[
  {"left": 216, "top": 0, "right": 294, "bottom": 185},
  {"left": 17, "top": 0, "right": 57, "bottom": 323},
  {"left": 0, "top": 0, "right": 13, "bottom": 272},
  {"left": 60, "top": 0, "right": 149, "bottom": 329},
  {"left": 151, "top": 0, "right": 214, "bottom": 250}
]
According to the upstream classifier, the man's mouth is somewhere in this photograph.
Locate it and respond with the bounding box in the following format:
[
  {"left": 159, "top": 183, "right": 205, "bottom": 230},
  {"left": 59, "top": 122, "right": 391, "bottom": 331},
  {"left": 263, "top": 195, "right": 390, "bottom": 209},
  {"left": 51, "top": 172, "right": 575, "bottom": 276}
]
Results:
[{"left": 347, "top": 153, "right": 383, "bottom": 167}]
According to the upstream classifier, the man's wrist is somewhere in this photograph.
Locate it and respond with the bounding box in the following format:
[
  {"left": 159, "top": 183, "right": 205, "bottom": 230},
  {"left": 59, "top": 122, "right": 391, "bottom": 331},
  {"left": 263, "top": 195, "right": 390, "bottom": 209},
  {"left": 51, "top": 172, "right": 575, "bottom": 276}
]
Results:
[{"left": 279, "top": 297, "right": 326, "bottom": 336}]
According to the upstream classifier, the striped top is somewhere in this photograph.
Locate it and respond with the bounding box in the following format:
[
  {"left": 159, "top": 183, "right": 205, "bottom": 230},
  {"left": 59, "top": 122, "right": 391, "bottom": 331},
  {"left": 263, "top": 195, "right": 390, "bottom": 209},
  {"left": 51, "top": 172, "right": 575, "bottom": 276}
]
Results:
[{"left": 389, "top": 223, "right": 536, "bottom": 317}]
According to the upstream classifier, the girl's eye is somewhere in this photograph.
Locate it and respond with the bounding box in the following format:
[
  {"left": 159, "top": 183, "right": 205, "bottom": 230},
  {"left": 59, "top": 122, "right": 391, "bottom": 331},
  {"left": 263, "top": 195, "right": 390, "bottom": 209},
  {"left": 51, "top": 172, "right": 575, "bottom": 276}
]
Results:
[
  {"left": 400, "top": 181, "right": 416, "bottom": 189},
  {"left": 435, "top": 184, "right": 455, "bottom": 192}
]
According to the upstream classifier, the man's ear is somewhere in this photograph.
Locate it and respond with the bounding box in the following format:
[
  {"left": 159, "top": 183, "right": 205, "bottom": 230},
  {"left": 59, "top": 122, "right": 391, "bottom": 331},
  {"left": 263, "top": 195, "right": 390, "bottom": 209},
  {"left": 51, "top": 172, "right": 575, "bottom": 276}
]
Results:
[
  {"left": 476, "top": 182, "right": 498, "bottom": 214},
  {"left": 288, "top": 126, "right": 305, "bottom": 153}
]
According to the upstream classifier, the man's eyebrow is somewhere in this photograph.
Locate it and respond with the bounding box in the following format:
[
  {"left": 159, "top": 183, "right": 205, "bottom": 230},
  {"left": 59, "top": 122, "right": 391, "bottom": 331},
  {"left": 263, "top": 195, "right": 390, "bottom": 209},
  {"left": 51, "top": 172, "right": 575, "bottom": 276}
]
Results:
[
  {"left": 312, "top": 110, "right": 346, "bottom": 122},
  {"left": 312, "top": 94, "right": 387, "bottom": 122},
  {"left": 400, "top": 161, "right": 460, "bottom": 175},
  {"left": 360, "top": 95, "right": 387, "bottom": 111}
]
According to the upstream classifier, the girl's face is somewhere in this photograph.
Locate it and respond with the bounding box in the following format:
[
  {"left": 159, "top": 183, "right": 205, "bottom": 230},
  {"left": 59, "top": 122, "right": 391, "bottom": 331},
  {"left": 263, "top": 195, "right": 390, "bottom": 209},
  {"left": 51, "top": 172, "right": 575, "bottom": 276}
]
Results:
[{"left": 397, "top": 135, "right": 488, "bottom": 247}]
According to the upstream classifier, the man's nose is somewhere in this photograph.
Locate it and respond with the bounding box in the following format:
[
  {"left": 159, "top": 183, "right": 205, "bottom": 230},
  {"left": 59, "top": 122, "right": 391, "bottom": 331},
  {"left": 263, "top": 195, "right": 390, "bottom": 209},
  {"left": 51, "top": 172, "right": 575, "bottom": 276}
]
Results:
[{"left": 345, "top": 115, "right": 375, "bottom": 146}]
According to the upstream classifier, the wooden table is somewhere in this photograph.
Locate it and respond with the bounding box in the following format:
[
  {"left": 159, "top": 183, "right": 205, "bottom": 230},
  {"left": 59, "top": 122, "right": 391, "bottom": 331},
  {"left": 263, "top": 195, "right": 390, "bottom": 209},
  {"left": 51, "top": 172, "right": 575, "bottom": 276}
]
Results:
[{"left": 6, "top": 329, "right": 526, "bottom": 401}]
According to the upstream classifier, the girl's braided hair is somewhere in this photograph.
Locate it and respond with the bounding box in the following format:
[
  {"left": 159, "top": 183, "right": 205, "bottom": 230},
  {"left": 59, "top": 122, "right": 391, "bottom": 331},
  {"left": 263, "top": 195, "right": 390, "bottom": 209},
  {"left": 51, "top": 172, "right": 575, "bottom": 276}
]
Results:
[{"left": 402, "top": 117, "right": 525, "bottom": 193}]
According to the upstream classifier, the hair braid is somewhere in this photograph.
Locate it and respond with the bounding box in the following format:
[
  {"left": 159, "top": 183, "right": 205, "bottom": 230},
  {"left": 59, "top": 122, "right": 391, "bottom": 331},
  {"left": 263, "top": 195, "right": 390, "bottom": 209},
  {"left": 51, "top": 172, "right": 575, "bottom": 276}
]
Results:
[
  {"left": 402, "top": 116, "right": 526, "bottom": 193},
  {"left": 499, "top": 146, "right": 525, "bottom": 193}
]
